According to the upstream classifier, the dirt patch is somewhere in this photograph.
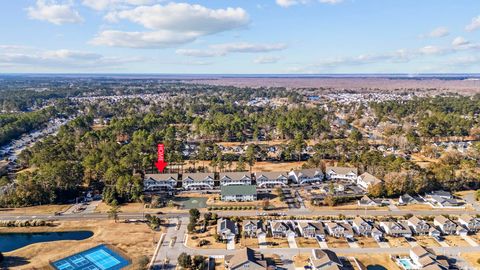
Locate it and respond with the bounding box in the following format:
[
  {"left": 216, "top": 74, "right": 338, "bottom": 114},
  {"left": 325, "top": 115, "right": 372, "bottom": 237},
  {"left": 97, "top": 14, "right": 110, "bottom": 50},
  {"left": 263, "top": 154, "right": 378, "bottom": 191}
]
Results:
[
  {"left": 386, "top": 236, "right": 411, "bottom": 248},
  {"left": 461, "top": 252, "right": 480, "bottom": 269},
  {"left": 415, "top": 235, "right": 440, "bottom": 247},
  {"left": 356, "top": 236, "right": 379, "bottom": 248},
  {"left": 444, "top": 235, "right": 469, "bottom": 247},
  {"left": 1, "top": 219, "right": 158, "bottom": 269},
  {"left": 327, "top": 237, "right": 349, "bottom": 248},
  {"left": 296, "top": 237, "right": 319, "bottom": 248},
  {"left": 238, "top": 237, "right": 259, "bottom": 248},
  {"left": 265, "top": 237, "right": 289, "bottom": 248}
]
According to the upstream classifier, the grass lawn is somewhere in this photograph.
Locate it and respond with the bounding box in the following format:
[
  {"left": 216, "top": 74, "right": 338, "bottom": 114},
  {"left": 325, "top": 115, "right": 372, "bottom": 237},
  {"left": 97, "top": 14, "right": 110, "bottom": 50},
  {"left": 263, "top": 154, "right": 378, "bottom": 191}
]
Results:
[
  {"left": 327, "top": 237, "right": 349, "bottom": 248},
  {"left": 214, "top": 258, "right": 225, "bottom": 270},
  {"left": 356, "top": 236, "right": 379, "bottom": 248},
  {"left": 469, "top": 232, "right": 480, "bottom": 243},
  {"left": 444, "top": 235, "right": 469, "bottom": 247},
  {"left": 1, "top": 219, "right": 158, "bottom": 269},
  {"left": 386, "top": 236, "right": 410, "bottom": 248},
  {"left": 187, "top": 226, "right": 226, "bottom": 249},
  {"left": 292, "top": 254, "right": 310, "bottom": 268},
  {"left": 296, "top": 237, "right": 319, "bottom": 248},
  {"left": 0, "top": 204, "right": 71, "bottom": 214},
  {"left": 345, "top": 254, "right": 402, "bottom": 270},
  {"left": 397, "top": 204, "right": 432, "bottom": 211},
  {"left": 239, "top": 237, "right": 259, "bottom": 248},
  {"left": 265, "top": 237, "right": 289, "bottom": 248},
  {"left": 415, "top": 235, "right": 440, "bottom": 247}
]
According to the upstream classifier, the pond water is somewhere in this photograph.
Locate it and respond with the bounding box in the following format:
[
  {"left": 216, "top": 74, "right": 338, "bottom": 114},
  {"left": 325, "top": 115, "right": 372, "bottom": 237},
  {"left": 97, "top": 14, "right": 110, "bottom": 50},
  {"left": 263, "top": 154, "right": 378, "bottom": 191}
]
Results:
[{"left": 0, "top": 231, "right": 93, "bottom": 252}]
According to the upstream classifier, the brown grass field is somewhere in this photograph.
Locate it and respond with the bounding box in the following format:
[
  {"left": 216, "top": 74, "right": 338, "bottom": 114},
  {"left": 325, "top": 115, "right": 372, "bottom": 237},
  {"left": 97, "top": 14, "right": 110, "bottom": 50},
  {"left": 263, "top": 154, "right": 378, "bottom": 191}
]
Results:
[
  {"left": 296, "top": 237, "right": 319, "bottom": 248},
  {"left": 0, "top": 204, "right": 71, "bottom": 215},
  {"left": 386, "top": 236, "right": 411, "bottom": 248},
  {"left": 292, "top": 253, "right": 310, "bottom": 268},
  {"left": 415, "top": 235, "right": 440, "bottom": 247},
  {"left": 187, "top": 226, "right": 226, "bottom": 249},
  {"left": 356, "top": 236, "right": 379, "bottom": 248},
  {"left": 238, "top": 237, "right": 259, "bottom": 248},
  {"left": 327, "top": 237, "right": 349, "bottom": 248},
  {"left": 344, "top": 253, "right": 402, "bottom": 270},
  {"left": 461, "top": 252, "right": 480, "bottom": 269},
  {"left": 1, "top": 220, "right": 158, "bottom": 269},
  {"left": 265, "top": 237, "right": 289, "bottom": 248},
  {"left": 444, "top": 235, "right": 470, "bottom": 247}
]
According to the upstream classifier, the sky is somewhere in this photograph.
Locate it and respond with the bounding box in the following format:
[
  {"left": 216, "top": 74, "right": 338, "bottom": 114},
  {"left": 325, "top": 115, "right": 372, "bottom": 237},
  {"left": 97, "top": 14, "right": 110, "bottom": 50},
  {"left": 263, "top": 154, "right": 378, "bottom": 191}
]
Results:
[{"left": 0, "top": 0, "right": 479, "bottom": 74}]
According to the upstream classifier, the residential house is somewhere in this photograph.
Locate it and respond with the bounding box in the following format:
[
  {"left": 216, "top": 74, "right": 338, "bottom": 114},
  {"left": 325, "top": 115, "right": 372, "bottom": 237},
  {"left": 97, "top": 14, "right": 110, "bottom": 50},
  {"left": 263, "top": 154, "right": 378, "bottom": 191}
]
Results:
[
  {"left": 182, "top": 173, "right": 215, "bottom": 190},
  {"left": 429, "top": 227, "right": 441, "bottom": 238},
  {"left": 325, "top": 166, "right": 358, "bottom": 182},
  {"left": 356, "top": 172, "right": 382, "bottom": 190},
  {"left": 351, "top": 217, "right": 373, "bottom": 236},
  {"left": 143, "top": 173, "right": 178, "bottom": 191},
  {"left": 425, "top": 190, "right": 453, "bottom": 199},
  {"left": 427, "top": 195, "right": 464, "bottom": 208},
  {"left": 220, "top": 172, "right": 253, "bottom": 186},
  {"left": 325, "top": 222, "right": 354, "bottom": 239},
  {"left": 458, "top": 214, "right": 480, "bottom": 232},
  {"left": 358, "top": 195, "right": 386, "bottom": 207},
  {"left": 225, "top": 248, "right": 269, "bottom": 270},
  {"left": 409, "top": 246, "right": 449, "bottom": 270},
  {"left": 288, "top": 168, "right": 323, "bottom": 185},
  {"left": 221, "top": 185, "right": 257, "bottom": 202},
  {"left": 372, "top": 226, "right": 384, "bottom": 241},
  {"left": 434, "top": 216, "right": 456, "bottom": 235},
  {"left": 243, "top": 220, "right": 266, "bottom": 238},
  {"left": 407, "top": 216, "right": 430, "bottom": 235},
  {"left": 399, "top": 194, "right": 419, "bottom": 205},
  {"left": 255, "top": 172, "right": 288, "bottom": 188},
  {"left": 309, "top": 249, "right": 344, "bottom": 270},
  {"left": 379, "top": 221, "right": 412, "bottom": 238},
  {"left": 269, "top": 221, "right": 295, "bottom": 238},
  {"left": 297, "top": 222, "right": 325, "bottom": 239},
  {"left": 217, "top": 218, "right": 238, "bottom": 241}
]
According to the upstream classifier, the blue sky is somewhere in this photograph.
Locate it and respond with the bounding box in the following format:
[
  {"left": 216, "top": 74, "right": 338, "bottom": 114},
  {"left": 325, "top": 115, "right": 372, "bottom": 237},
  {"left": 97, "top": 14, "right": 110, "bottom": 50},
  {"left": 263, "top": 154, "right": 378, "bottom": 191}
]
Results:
[{"left": 0, "top": 0, "right": 479, "bottom": 73}]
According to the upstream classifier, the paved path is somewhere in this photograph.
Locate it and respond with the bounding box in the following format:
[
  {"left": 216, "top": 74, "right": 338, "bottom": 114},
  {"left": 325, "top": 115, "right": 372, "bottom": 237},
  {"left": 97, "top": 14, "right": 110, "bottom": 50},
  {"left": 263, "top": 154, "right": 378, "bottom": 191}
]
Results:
[
  {"left": 287, "top": 235, "right": 298, "bottom": 248},
  {"left": 258, "top": 234, "right": 267, "bottom": 249},
  {"left": 461, "top": 235, "right": 479, "bottom": 247},
  {"left": 318, "top": 239, "right": 328, "bottom": 249},
  {"left": 227, "top": 237, "right": 235, "bottom": 250}
]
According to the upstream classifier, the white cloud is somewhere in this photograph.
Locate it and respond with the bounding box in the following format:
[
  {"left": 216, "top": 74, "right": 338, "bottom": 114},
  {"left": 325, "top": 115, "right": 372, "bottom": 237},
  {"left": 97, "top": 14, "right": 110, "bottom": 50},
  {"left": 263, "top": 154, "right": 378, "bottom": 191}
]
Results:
[
  {"left": 0, "top": 46, "right": 139, "bottom": 69},
  {"left": 82, "top": 0, "right": 154, "bottom": 11},
  {"left": 93, "top": 3, "right": 249, "bottom": 48},
  {"left": 254, "top": 56, "right": 281, "bottom": 64},
  {"left": 176, "top": 42, "right": 287, "bottom": 57},
  {"left": 276, "top": 0, "right": 342, "bottom": 8},
  {"left": 27, "top": 0, "right": 83, "bottom": 25},
  {"left": 452, "top": 36, "right": 470, "bottom": 47},
  {"left": 466, "top": 15, "right": 480, "bottom": 32},
  {"left": 420, "top": 26, "right": 449, "bottom": 38}
]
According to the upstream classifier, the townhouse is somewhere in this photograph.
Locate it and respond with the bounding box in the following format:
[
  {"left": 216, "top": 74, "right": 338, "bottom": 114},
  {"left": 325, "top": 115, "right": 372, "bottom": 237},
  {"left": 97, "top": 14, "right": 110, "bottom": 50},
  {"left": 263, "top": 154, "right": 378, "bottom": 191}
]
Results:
[
  {"left": 325, "top": 166, "right": 358, "bottom": 182},
  {"left": 221, "top": 185, "right": 257, "bottom": 202},
  {"left": 255, "top": 172, "right": 289, "bottom": 188},
  {"left": 182, "top": 173, "right": 215, "bottom": 190},
  {"left": 219, "top": 172, "right": 253, "bottom": 186},
  {"left": 407, "top": 216, "right": 430, "bottom": 235},
  {"left": 288, "top": 168, "right": 323, "bottom": 185},
  {"left": 143, "top": 173, "right": 178, "bottom": 191},
  {"left": 379, "top": 221, "right": 412, "bottom": 238},
  {"left": 433, "top": 216, "right": 457, "bottom": 235}
]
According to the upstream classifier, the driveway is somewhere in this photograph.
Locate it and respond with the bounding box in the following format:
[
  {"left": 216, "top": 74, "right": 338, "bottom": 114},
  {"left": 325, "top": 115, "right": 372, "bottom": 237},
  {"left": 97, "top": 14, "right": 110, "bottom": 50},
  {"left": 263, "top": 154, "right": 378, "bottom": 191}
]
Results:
[
  {"left": 227, "top": 236, "right": 235, "bottom": 250},
  {"left": 376, "top": 239, "right": 390, "bottom": 248},
  {"left": 287, "top": 234, "right": 298, "bottom": 248},
  {"left": 435, "top": 238, "right": 450, "bottom": 247},
  {"left": 461, "top": 235, "right": 479, "bottom": 247},
  {"left": 258, "top": 234, "right": 267, "bottom": 249},
  {"left": 316, "top": 236, "right": 328, "bottom": 248}
]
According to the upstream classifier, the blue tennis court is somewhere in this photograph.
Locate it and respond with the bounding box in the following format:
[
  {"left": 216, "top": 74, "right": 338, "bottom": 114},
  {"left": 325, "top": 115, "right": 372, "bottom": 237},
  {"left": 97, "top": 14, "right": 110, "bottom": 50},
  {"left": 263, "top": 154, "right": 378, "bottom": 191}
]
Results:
[{"left": 51, "top": 245, "right": 130, "bottom": 270}]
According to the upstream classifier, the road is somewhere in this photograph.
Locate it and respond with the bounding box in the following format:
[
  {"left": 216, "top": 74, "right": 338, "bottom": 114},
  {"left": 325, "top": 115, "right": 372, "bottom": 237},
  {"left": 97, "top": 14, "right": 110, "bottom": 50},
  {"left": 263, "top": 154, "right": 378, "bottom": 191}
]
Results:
[{"left": 2, "top": 207, "right": 480, "bottom": 221}]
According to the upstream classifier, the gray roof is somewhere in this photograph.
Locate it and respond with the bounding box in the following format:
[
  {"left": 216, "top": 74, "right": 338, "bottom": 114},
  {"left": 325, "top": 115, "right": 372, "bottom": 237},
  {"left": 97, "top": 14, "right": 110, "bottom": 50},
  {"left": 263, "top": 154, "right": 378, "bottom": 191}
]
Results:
[
  {"left": 221, "top": 185, "right": 257, "bottom": 196},
  {"left": 182, "top": 173, "right": 214, "bottom": 181},
  {"left": 220, "top": 172, "right": 252, "bottom": 181},
  {"left": 255, "top": 171, "right": 288, "bottom": 180},
  {"left": 145, "top": 173, "right": 178, "bottom": 181},
  {"left": 326, "top": 166, "right": 358, "bottom": 175}
]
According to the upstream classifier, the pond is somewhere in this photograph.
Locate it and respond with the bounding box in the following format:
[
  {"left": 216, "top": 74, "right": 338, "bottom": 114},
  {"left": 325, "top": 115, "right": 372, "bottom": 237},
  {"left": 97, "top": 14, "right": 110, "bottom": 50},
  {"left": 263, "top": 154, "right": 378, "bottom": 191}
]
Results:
[{"left": 0, "top": 231, "right": 94, "bottom": 252}]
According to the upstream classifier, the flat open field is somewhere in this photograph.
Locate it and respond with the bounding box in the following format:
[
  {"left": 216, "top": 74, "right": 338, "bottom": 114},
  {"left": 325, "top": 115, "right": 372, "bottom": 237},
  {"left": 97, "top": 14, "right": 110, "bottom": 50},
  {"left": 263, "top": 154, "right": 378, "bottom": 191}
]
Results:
[
  {"left": 183, "top": 160, "right": 306, "bottom": 173},
  {"left": 239, "top": 237, "right": 259, "bottom": 248},
  {"left": 0, "top": 204, "right": 71, "bottom": 215},
  {"left": 343, "top": 253, "right": 402, "bottom": 270},
  {"left": 397, "top": 204, "right": 433, "bottom": 211},
  {"left": 1, "top": 219, "right": 158, "bottom": 269}
]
